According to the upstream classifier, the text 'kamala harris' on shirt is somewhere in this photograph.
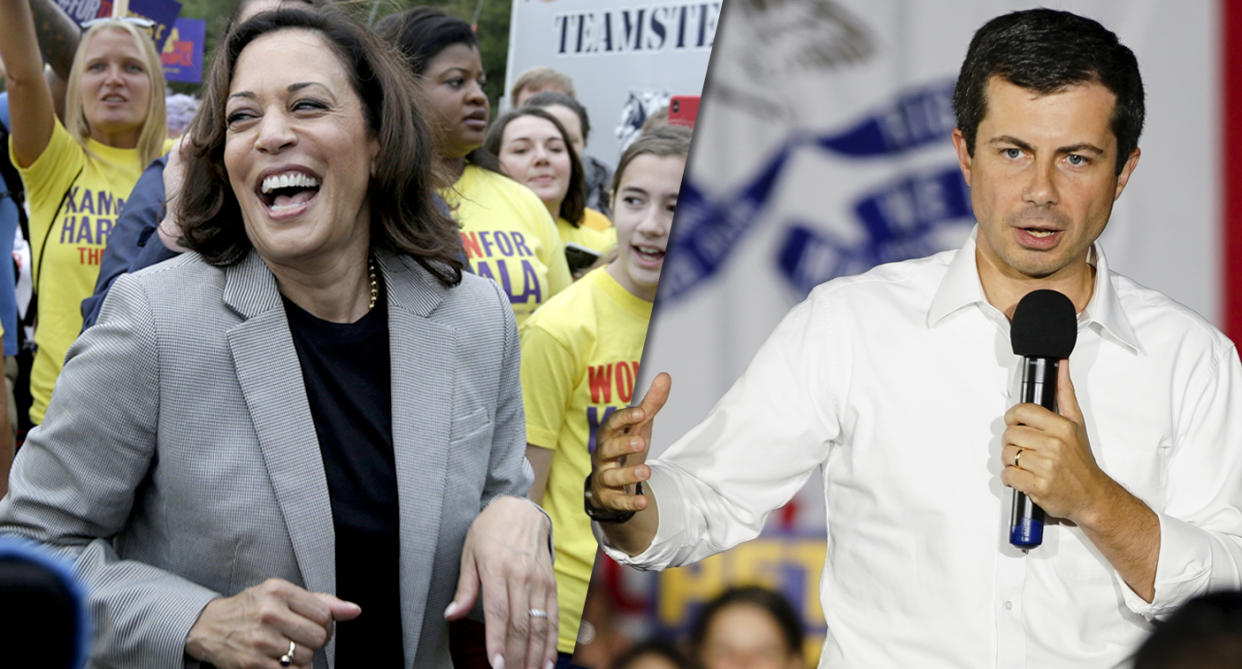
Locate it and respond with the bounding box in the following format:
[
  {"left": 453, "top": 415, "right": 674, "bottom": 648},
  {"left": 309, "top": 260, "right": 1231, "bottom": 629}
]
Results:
[{"left": 57, "top": 186, "right": 122, "bottom": 266}]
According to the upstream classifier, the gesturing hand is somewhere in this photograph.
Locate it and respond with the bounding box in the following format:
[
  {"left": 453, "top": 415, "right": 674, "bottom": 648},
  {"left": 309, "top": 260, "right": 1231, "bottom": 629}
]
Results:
[
  {"left": 445, "top": 496, "right": 556, "bottom": 669},
  {"left": 1001, "top": 358, "right": 1112, "bottom": 524},
  {"left": 588, "top": 372, "right": 671, "bottom": 514},
  {"left": 185, "top": 577, "right": 361, "bottom": 668}
]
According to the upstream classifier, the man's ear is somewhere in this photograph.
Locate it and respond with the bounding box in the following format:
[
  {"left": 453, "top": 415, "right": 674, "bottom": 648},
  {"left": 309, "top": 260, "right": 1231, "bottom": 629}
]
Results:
[
  {"left": 951, "top": 128, "right": 973, "bottom": 185},
  {"left": 1113, "top": 147, "right": 1141, "bottom": 200}
]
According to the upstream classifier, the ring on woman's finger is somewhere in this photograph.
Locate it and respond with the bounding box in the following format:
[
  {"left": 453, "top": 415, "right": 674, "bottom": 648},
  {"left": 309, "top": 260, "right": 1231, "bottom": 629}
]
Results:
[
  {"left": 1013, "top": 449, "right": 1023, "bottom": 469},
  {"left": 527, "top": 608, "right": 548, "bottom": 619},
  {"left": 279, "top": 640, "right": 297, "bottom": 667}
]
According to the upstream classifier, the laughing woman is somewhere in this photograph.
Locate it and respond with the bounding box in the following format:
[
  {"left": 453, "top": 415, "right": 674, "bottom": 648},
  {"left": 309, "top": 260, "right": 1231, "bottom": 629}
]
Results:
[
  {"left": 0, "top": 9, "right": 555, "bottom": 668},
  {"left": 519, "top": 125, "right": 691, "bottom": 665},
  {"left": 0, "top": 0, "right": 167, "bottom": 426},
  {"left": 377, "top": 8, "right": 572, "bottom": 329}
]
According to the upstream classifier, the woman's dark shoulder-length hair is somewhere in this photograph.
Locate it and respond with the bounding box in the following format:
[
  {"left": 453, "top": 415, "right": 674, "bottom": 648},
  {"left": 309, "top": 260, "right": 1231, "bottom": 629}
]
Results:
[
  {"left": 375, "top": 6, "right": 502, "bottom": 175},
  {"left": 177, "top": 8, "right": 464, "bottom": 287},
  {"left": 484, "top": 106, "right": 586, "bottom": 226}
]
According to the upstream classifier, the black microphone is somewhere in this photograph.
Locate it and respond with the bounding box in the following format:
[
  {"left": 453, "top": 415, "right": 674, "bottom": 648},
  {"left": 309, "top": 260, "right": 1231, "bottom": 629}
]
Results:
[{"left": 1008, "top": 289, "right": 1077, "bottom": 549}]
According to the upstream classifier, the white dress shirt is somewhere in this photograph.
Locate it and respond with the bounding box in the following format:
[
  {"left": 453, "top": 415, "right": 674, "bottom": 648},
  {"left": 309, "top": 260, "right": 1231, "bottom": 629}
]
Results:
[{"left": 598, "top": 231, "right": 1242, "bottom": 668}]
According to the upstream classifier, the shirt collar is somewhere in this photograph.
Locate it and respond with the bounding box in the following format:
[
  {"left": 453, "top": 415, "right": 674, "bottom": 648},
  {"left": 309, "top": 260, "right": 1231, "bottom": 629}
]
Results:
[
  {"left": 927, "top": 228, "right": 988, "bottom": 327},
  {"left": 1081, "top": 244, "right": 1141, "bottom": 354},
  {"left": 926, "top": 227, "right": 1140, "bottom": 354}
]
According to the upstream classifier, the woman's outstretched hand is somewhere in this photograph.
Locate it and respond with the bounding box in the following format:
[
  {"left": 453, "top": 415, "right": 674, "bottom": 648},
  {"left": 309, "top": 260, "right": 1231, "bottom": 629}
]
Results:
[{"left": 446, "top": 496, "right": 557, "bottom": 669}]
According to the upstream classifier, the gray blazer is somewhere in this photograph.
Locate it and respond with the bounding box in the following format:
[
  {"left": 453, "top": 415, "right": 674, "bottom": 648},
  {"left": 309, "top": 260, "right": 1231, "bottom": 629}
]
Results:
[{"left": 0, "top": 249, "right": 532, "bottom": 668}]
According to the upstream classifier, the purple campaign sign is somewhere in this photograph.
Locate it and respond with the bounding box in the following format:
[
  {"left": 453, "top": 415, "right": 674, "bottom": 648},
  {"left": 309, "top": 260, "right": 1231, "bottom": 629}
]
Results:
[
  {"left": 53, "top": 0, "right": 179, "bottom": 52},
  {"left": 160, "top": 18, "right": 204, "bottom": 84},
  {"left": 52, "top": 0, "right": 109, "bottom": 26},
  {"left": 126, "top": 0, "right": 182, "bottom": 51}
]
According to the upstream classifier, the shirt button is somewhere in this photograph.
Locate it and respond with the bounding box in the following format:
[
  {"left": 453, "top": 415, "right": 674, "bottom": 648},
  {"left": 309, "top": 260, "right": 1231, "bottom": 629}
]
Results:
[{"left": 1004, "top": 600, "right": 1013, "bottom": 610}]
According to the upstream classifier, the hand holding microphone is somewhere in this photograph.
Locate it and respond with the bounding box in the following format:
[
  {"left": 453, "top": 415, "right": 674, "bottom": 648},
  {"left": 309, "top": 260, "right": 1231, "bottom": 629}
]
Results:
[{"left": 1003, "top": 290, "right": 1109, "bottom": 548}]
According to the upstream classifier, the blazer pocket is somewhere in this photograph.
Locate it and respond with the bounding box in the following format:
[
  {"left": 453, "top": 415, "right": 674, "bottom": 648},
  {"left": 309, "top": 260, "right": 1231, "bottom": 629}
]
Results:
[{"left": 450, "top": 406, "right": 492, "bottom": 445}]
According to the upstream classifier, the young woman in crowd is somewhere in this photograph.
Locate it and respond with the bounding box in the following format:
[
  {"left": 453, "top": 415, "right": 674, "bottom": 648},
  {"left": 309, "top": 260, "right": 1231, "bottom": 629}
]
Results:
[
  {"left": 519, "top": 125, "right": 691, "bottom": 667},
  {"left": 486, "top": 107, "right": 615, "bottom": 277},
  {"left": 377, "top": 7, "right": 571, "bottom": 329},
  {"left": 0, "top": 0, "right": 167, "bottom": 425},
  {"left": 690, "top": 586, "right": 805, "bottom": 669},
  {"left": 523, "top": 90, "right": 615, "bottom": 224}
]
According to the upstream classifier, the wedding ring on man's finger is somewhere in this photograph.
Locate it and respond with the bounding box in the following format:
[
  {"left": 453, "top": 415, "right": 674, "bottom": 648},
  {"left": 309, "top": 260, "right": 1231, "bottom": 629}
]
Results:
[
  {"left": 1013, "top": 449, "right": 1023, "bottom": 469},
  {"left": 279, "top": 640, "right": 296, "bottom": 667},
  {"left": 528, "top": 608, "right": 549, "bottom": 619}
]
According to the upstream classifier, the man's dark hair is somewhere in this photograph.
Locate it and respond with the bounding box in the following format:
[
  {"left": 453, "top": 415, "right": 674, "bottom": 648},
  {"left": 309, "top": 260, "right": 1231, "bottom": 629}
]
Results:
[
  {"left": 689, "top": 585, "right": 804, "bottom": 658},
  {"left": 1133, "top": 590, "right": 1242, "bottom": 668},
  {"left": 952, "top": 8, "right": 1144, "bottom": 174},
  {"left": 178, "top": 8, "right": 463, "bottom": 286}
]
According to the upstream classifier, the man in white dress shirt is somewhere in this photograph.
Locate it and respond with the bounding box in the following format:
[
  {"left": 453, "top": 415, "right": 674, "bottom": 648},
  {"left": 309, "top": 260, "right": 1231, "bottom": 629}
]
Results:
[{"left": 585, "top": 8, "right": 1242, "bottom": 668}]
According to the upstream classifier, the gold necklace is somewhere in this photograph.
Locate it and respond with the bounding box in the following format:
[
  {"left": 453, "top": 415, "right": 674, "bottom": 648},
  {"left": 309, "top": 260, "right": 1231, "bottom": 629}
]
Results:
[{"left": 368, "top": 257, "right": 378, "bottom": 310}]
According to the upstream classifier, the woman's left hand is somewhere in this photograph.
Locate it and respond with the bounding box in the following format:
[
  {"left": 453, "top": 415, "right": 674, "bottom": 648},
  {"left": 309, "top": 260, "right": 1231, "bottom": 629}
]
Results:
[{"left": 445, "top": 496, "right": 557, "bottom": 669}]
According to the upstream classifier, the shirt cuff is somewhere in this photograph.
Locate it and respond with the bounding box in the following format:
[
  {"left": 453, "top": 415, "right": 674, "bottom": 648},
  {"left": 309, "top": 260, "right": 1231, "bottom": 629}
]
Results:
[
  {"left": 1120, "top": 511, "right": 1212, "bottom": 619},
  {"left": 592, "top": 464, "right": 687, "bottom": 571}
]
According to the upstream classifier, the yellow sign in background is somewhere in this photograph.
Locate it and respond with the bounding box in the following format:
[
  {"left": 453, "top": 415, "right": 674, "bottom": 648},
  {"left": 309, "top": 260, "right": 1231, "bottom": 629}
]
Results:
[{"left": 654, "top": 536, "right": 828, "bottom": 665}]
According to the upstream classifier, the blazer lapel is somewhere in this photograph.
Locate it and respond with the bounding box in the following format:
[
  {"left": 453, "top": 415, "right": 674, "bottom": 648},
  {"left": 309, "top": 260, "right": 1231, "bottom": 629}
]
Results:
[
  {"left": 379, "top": 251, "right": 452, "bottom": 656},
  {"left": 223, "top": 252, "right": 337, "bottom": 600}
]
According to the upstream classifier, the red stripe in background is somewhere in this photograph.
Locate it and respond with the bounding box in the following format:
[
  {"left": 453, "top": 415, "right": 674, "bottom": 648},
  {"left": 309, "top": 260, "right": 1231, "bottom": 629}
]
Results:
[{"left": 1225, "top": 0, "right": 1242, "bottom": 345}]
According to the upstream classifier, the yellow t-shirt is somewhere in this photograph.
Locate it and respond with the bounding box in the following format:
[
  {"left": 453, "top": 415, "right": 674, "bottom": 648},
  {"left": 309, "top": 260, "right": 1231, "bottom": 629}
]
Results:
[
  {"left": 441, "top": 165, "right": 572, "bottom": 330},
  {"left": 520, "top": 267, "right": 653, "bottom": 654},
  {"left": 557, "top": 217, "right": 616, "bottom": 257},
  {"left": 581, "top": 207, "right": 612, "bottom": 233},
  {"left": 12, "top": 120, "right": 149, "bottom": 424}
]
